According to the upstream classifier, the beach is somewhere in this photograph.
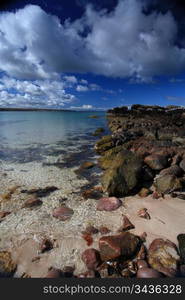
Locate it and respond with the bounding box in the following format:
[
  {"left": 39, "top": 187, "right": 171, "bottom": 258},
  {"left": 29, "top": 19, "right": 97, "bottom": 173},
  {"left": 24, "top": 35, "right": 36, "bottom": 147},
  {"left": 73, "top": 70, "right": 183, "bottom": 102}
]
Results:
[{"left": 0, "top": 107, "right": 185, "bottom": 278}]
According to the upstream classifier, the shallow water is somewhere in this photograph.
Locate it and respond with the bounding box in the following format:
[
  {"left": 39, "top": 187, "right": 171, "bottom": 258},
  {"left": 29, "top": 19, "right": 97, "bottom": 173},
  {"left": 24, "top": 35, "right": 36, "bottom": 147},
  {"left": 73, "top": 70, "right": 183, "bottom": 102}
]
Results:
[{"left": 0, "top": 111, "right": 107, "bottom": 163}]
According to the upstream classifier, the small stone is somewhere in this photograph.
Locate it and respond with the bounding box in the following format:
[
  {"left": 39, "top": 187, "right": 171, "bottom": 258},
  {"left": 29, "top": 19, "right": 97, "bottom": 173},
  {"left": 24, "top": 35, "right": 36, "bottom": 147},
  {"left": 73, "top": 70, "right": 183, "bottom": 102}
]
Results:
[
  {"left": 52, "top": 206, "right": 74, "bottom": 221},
  {"left": 140, "top": 232, "right": 147, "bottom": 242},
  {"left": 0, "top": 211, "right": 11, "bottom": 219},
  {"left": 40, "top": 239, "right": 53, "bottom": 253},
  {"left": 137, "top": 260, "right": 148, "bottom": 269},
  {"left": 118, "top": 215, "right": 135, "bottom": 232},
  {"left": 99, "top": 232, "right": 140, "bottom": 261},
  {"left": 137, "top": 208, "right": 151, "bottom": 220},
  {"left": 136, "top": 244, "right": 146, "bottom": 260},
  {"left": 81, "top": 248, "right": 101, "bottom": 270},
  {"left": 82, "top": 233, "right": 93, "bottom": 246},
  {"left": 137, "top": 267, "right": 162, "bottom": 278},
  {"left": 152, "top": 191, "right": 163, "bottom": 199},
  {"left": 138, "top": 187, "right": 151, "bottom": 197},
  {"left": 148, "top": 238, "right": 180, "bottom": 277},
  {"left": 180, "top": 265, "right": 185, "bottom": 277},
  {"left": 22, "top": 197, "right": 42, "bottom": 208},
  {"left": 99, "top": 226, "right": 111, "bottom": 235},
  {"left": 97, "top": 197, "right": 122, "bottom": 211},
  {"left": 77, "top": 270, "right": 97, "bottom": 278},
  {"left": 45, "top": 268, "right": 62, "bottom": 278},
  {"left": 62, "top": 266, "right": 75, "bottom": 277},
  {"left": 80, "top": 162, "right": 95, "bottom": 169},
  {"left": 82, "top": 188, "right": 102, "bottom": 200},
  {"left": 82, "top": 226, "right": 99, "bottom": 235}
]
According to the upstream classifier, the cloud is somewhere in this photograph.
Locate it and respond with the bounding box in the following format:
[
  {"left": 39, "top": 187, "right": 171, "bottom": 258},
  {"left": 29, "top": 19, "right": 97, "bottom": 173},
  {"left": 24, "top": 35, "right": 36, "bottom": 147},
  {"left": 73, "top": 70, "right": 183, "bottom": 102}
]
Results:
[
  {"left": 166, "top": 96, "right": 185, "bottom": 103},
  {"left": 76, "top": 85, "right": 89, "bottom": 92},
  {"left": 0, "top": 76, "right": 75, "bottom": 107},
  {"left": 70, "top": 104, "right": 93, "bottom": 110},
  {"left": 0, "top": 1, "right": 185, "bottom": 81},
  {"left": 64, "top": 75, "right": 78, "bottom": 84}
]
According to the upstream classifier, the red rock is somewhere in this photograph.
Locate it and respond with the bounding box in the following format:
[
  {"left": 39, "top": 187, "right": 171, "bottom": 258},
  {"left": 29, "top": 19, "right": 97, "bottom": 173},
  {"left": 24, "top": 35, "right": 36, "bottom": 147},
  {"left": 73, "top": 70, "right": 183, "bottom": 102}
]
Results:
[
  {"left": 99, "top": 232, "right": 140, "bottom": 261},
  {"left": 82, "top": 233, "right": 93, "bottom": 246},
  {"left": 45, "top": 268, "right": 62, "bottom": 278},
  {"left": 99, "top": 226, "right": 111, "bottom": 235},
  {"left": 77, "top": 270, "right": 96, "bottom": 278},
  {"left": 152, "top": 191, "right": 162, "bottom": 199},
  {"left": 144, "top": 154, "right": 168, "bottom": 171},
  {"left": 137, "top": 267, "right": 162, "bottom": 278},
  {"left": 136, "top": 244, "right": 146, "bottom": 260},
  {"left": 82, "top": 226, "right": 99, "bottom": 235},
  {"left": 40, "top": 239, "right": 53, "bottom": 253},
  {"left": 0, "top": 211, "right": 11, "bottom": 218},
  {"left": 137, "top": 260, "right": 148, "bottom": 269},
  {"left": 52, "top": 206, "right": 74, "bottom": 221},
  {"left": 22, "top": 197, "right": 42, "bottom": 208},
  {"left": 148, "top": 238, "right": 180, "bottom": 277},
  {"left": 118, "top": 215, "right": 135, "bottom": 232},
  {"left": 97, "top": 197, "right": 122, "bottom": 211},
  {"left": 137, "top": 208, "right": 151, "bottom": 220},
  {"left": 81, "top": 248, "right": 101, "bottom": 270}
]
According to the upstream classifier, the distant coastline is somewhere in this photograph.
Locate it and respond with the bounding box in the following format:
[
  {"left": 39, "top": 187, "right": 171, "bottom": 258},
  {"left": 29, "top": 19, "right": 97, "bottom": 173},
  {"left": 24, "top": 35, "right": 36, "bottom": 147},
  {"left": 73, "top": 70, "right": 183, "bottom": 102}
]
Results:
[{"left": 0, "top": 107, "right": 104, "bottom": 112}]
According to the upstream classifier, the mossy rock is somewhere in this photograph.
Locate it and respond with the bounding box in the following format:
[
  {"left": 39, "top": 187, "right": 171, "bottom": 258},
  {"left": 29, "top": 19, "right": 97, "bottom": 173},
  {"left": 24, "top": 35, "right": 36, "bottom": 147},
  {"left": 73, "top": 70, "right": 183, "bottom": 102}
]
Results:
[
  {"left": 154, "top": 175, "right": 182, "bottom": 194},
  {"left": 92, "top": 127, "right": 105, "bottom": 137},
  {"left": 95, "top": 135, "right": 114, "bottom": 154},
  {"left": 101, "top": 149, "right": 143, "bottom": 197},
  {"left": 98, "top": 145, "right": 123, "bottom": 169}
]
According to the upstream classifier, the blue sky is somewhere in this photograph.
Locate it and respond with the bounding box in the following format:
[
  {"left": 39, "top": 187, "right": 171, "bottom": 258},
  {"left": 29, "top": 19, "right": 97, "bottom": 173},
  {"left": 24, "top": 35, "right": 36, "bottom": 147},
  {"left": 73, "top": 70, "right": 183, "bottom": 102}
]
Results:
[{"left": 0, "top": 0, "right": 185, "bottom": 110}]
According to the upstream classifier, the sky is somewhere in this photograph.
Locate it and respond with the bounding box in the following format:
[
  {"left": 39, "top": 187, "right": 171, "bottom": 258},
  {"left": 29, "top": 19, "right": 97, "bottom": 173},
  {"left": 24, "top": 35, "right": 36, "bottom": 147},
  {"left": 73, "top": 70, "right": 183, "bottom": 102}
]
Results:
[{"left": 0, "top": 0, "right": 185, "bottom": 110}]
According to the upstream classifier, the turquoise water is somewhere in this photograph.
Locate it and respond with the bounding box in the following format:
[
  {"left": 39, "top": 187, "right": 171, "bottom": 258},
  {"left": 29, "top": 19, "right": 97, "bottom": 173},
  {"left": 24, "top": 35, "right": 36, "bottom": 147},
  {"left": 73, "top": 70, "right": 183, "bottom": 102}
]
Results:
[{"left": 0, "top": 111, "right": 107, "bottom": 163}]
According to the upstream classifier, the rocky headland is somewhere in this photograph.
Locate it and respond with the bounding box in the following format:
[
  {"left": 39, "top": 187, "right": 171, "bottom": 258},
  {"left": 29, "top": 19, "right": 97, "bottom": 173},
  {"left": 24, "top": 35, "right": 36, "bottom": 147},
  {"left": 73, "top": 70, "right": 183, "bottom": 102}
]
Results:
[{"left": 0, "top": 105, "right": 185, "bottom": 278}]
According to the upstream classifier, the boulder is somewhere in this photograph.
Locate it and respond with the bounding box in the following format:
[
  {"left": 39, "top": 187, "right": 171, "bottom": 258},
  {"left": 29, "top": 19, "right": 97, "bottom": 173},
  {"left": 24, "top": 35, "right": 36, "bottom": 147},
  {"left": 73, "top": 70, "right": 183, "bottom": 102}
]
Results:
[
  {"left": 81, "top": 248, "right": 101, "bottom": 270},
  {"left": 98, "top": 145, "right": 123, "bottom": 170},
  {"left": 99, "top": 232, "right": 140, "bottom": 261},
  {"left": 154, "top": 175, "right": 182, "bottom": 194},
  {"left": 52, "top": 206, "right": 74, "bottom": 221},
  {"left": 160, "top": 165, "right": 183, "bottom": 177},
  {"left": 97, "top": 197, "right": 122, "bottom": 211},
  {"left": 180, "top": 158, "right": 185, "bottom": 172},
  {"left": 148, "top": 238, "right": 180, "bottom": 277},
  {"left": 95, "top": 135, "right": 114, "bottom": 154},
  {"left": 137, "top": 267, "right": 162, "bottom": 278},
  {"left": 102, "top": 150, "right": 143, "bottom": 197},
  {"left": 92, "top": 128, "right": 105, "bottom": 137},
  {"left": 144, "top": 154, "right": 168, "bottom": 170}
]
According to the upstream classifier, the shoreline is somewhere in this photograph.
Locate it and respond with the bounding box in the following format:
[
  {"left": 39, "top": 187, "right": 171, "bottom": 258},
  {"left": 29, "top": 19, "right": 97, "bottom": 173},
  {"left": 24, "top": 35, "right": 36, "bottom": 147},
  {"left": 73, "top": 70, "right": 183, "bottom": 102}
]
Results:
[{"left": 0, "top": 105, "right": 185, "bottom": 278}]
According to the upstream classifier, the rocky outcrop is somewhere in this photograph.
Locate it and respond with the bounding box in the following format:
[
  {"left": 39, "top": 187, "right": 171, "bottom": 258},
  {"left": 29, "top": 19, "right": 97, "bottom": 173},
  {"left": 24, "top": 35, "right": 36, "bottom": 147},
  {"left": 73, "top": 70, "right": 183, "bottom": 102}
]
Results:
[{"left": 95, "top": 105, "right": 185, "bottom": 197}]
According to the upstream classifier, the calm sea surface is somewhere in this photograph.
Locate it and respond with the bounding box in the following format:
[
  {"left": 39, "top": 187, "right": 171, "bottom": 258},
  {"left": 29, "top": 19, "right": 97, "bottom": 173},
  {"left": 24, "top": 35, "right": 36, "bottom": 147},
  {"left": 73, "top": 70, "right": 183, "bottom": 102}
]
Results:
[{"left": 0, "top": 111, "right": 107, "bottom": 163}]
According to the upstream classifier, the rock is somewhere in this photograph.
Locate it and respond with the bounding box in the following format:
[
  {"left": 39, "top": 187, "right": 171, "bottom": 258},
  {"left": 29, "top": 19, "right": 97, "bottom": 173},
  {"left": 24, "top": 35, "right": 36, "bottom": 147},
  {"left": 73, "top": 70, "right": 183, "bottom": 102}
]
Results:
[
  {"left": 78, "top": 270, "right": 98, "bottom": 278},
  {"left": 137, "top": 208, "right": 151, "bottom": 220},
  {"left": 148, "top": 238, "right": 180, "bottom": 277},
  {"left": 154, "top": 175, "right": 182, "bottom": 194},
  {"left": 99, "top": 226, "right": 111, "bottom": 235},
  {"left": 82, "top": 233, "right": 93, "bottom": 246},
  {"left": 99, "top": 232, "right": 140, "bottom": 261},
  {"left": 95, "top": 135, "right": 114, "bottom": 154},
  {"left": 180, "top": 265, "right": 185, "bottom": 277},
  {"left": 177, "top": 234, "right": 185, "bottom": 264},
  {"left": 21, "top": 186, "right": 58, "bottom": 197},
  {"left": 82, "top": 187, "right": 102, "bottom": 200},
  {"left": 82, "top": 226, "right": 99, "bottom": 235},
  {"left": 92, "top": 128, "right": 105, "bottom": 137},
  {"left": 40, "top": 239, "right": 53, "bottom": 253},
  {"left": 0, "top": 251, "right": 17, "bottom": 277},
  {"left": 81, "top": 248, "right": 101, "bottom": 270},
  {"left": 138, "top": 187, "right": 151, "bottom": 197},
  {"left": 160, "top": 165, "right": 183, "bottom": 177},
  {"left": 97, "top": 197, "right": 122, "bottom": 211},
  {"left": 144, "top": 154, "right": 168, "bottom": 170},
  {"left": 140, "top": 232, "right": 147, "bottom": 242},
  {"left": 101, "top": 149, "right": 143, "bottom": 197},
  {"left": 137, "top": 267, "right": 162, "bottom": 278},
  {"left": 171, "top": 193, "right": 185, "bottom": 200},
  {"left": 45, "top": 268, "right": 62, "bottom": 278},
  {"left": 22, "top": 197, "right": 43, "bottom": 208},
  {"left": 79, "top": 162, "right": 95, "bottom": 169},
  {"left": 172, "top": 153, "right": 182, "bottom": 166},
  {"left": 0, "top": 211, "right": 11, "bottom": 219},
  {"left": 52, "top": 206, "right": 74, "bottom": 221},
  {"left": 137, "top": 260, "right": 148, "bottom": 269},
  {"left": 118, "top": 215, "right": 135, "bottom": 231},
  {"left": 152, "top": 191, "right": 163, "bottom": 199},
  {"left": 98, "top": 145, "right": 123, "bottom": 170},
  {"left": 180, "top": 158, "right": 185, "bottom": 172},
  {"left": 136, "top": 244, "right": 146, "bottom": 260},
  {"left": 62, "top": 266, "right": 75, "bottom": 277}
]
